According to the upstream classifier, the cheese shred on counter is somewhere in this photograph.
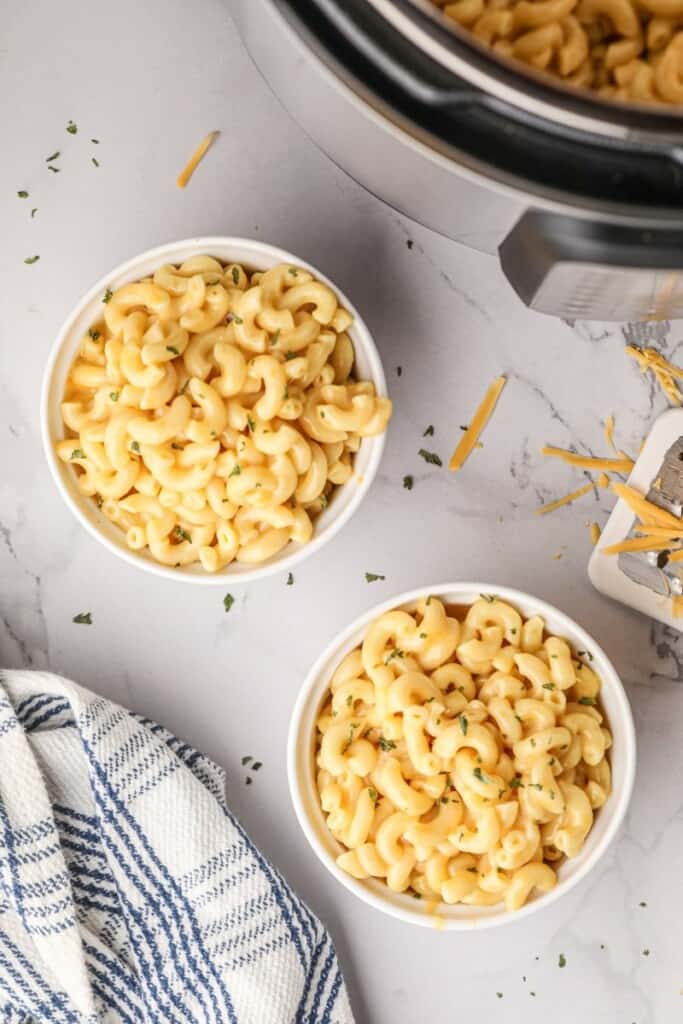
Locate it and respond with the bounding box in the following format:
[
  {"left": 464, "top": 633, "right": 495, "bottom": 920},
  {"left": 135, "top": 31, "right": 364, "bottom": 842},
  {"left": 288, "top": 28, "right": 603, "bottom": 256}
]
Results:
[
  {"left": 449, "top": 376, "right": 506, "bottom": 472},
  {"left": 176, "top": 131, "right": 220, "bottom": 188}
]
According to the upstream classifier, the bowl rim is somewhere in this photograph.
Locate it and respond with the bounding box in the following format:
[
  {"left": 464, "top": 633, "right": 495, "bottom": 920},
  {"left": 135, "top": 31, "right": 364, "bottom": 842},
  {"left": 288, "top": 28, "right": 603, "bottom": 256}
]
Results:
[
  {"left": 40, "top": 236, "right": 388, "bottom": 585},
  {"left": 287, "top": 581, "right": 637, "bottom": 930}
]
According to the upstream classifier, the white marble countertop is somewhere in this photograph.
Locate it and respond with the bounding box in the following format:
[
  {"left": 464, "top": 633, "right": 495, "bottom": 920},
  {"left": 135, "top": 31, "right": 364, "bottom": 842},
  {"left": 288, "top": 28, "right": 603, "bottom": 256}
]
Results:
[{"left": 2, "top": 2, "right": 683, "bottom": 1021}]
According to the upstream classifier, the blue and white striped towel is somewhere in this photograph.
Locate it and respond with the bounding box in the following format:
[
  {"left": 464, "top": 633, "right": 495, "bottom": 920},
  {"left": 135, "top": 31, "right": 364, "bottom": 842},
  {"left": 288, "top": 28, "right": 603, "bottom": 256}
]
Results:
[{"left": 0, "top": 670, "right": 353, "bottom": 1024}]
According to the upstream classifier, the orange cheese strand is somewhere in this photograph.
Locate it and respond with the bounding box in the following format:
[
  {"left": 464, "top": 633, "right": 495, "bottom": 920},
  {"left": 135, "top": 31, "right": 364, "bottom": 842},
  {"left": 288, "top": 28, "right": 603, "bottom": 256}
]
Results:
[
  {"left": 535, "top": 482, "right": 593, "bottom": 516},
  {"left": 176, "top": 131, "right": 219, "bottom": 188},
  {"left": 449, "top": 376, "right": 506, "bottom": 472},
  {"left": 600, "top": 536, "right": 681, "bottom": 556},
  {"left": 612, "top": 482, "right": 683, "bottom": 529},
  {"left": 542, "top": 447, "right": 634, "bottom": 474},
  {"left": 590, "top": 522, "right": 601, "bottom": 545}
]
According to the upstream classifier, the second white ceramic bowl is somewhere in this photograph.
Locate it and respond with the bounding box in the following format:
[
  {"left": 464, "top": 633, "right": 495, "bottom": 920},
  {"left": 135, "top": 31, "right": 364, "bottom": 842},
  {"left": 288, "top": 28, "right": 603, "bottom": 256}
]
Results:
[
  {"left": 41, "top": 237, "right": 388, "bottom": 584},
  {"left": 288, "top": 582, "right": 636, "bottom": 930}
]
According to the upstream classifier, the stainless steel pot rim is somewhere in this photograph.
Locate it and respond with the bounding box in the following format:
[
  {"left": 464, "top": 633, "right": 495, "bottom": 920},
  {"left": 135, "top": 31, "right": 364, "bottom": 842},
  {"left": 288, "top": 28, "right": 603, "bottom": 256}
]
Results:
[{"left": 365, "top": 0, "right": 683, "bottom": 147}]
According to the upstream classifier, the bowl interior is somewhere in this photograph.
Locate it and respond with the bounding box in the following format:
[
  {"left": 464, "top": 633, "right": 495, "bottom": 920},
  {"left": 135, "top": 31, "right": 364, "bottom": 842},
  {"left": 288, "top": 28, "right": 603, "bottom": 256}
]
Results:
[
  {"left": 290, "top": 583, "right": 636, "bottom": 929},
  {"left": 42, "top": 238, "right": 387, "bottom": 583}
]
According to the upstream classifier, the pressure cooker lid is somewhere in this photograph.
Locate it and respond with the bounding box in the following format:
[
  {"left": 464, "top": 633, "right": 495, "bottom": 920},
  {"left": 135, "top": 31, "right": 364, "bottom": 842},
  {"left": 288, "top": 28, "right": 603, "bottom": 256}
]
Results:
[{"left": 281, "top": 0, "right": 683, "bottom": 214}]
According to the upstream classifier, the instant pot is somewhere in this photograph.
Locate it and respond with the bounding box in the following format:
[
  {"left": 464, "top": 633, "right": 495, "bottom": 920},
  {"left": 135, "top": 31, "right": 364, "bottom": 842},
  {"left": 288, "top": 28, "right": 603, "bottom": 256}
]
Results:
[{"left": 232, "top": 0, "right": 683, "bottom": 320}]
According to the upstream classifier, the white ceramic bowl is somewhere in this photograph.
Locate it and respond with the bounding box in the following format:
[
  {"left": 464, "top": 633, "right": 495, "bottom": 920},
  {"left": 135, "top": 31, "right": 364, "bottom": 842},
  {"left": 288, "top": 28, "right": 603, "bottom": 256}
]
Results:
[
  {"left": 41, "top": 237, "right": 388, "bottom": 584},
  {"left": 288, "top": 582, "right": 636, "bottom": 930}
]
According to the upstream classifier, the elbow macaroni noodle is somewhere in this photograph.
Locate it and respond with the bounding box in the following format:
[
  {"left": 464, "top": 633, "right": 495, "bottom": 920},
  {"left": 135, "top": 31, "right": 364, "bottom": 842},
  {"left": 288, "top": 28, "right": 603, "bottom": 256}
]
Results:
[
  {"left": 315, "top": 596, "right": 612, "bottom": 912},
  {"left": 57, "top": 257, "right": 392, "bottom": 571},
  {"left": 432, "top": 0, "right": 683, "bottom": 102}
]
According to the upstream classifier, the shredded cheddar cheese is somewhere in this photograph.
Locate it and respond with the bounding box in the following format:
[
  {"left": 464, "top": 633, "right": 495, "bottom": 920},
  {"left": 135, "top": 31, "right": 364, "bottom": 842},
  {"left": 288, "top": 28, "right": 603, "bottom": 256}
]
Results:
[
  {"left": 542, "top": 447, "right": 634, "bottom": 474},
  {"left": 626, "top": 345, "right": 683, "bottom": 405},
  {"left": 449, "top": 376, "right": 506, "bottom": 472},
  {"left": 597, "top": 472, "right": 610, "bottom": 488},
  {"left": 611, "top": 483, "right": 682, "bottom": 529},
  {"left": 590, "top": 522, "right": 601, "bottom": 545},
  {"left": 176, "top": 131, "right": 219, "bottom": 189},
  {"left": 604, "top": 414, "right": 616, "bottom": 452},
  {"left": 600, "top": 536, "right": 681, "bottom": 556},
  {"left": 536, "top": 482, "right": 593, "bottom": 516}
]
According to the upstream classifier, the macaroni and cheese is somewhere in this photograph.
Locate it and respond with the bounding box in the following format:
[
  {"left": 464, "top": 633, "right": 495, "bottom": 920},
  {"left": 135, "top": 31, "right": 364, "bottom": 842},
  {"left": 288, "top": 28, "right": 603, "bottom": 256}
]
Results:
[
  {"left": 57, "top": 257, "right": 392, "bottom": 571},
  {"left": 433, "top": 0, "right": 683, "bottom": 103},
  {"left": 315, "top": 595, "right": 612, "bottom": 911}
]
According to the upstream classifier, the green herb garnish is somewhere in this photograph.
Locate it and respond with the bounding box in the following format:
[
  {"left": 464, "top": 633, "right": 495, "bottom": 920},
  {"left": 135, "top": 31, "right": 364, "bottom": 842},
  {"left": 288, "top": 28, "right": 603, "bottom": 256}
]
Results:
[
  {"left": 17, "top": 190, "right": 28, "bottom": 198},
  {"left": 286, "top": 573, "right": 294, "bottom": 586},
  {"left": 91, "top": 157, "right": 99, "bottom": 167},
  {"left": 473, "top": 766, "right": 489, "bottom": 783},
  {"left": 88, "top": 328, "right": 101, "bottom": 340},
  {"left": 423, "top": 425, "right": 434, "bottom": 437},
  {"left": 166, "top": 345, "right": 179, "bottom": 355},
  {"left": 102, "top": 288, "right": 113, "bottom": 303},
  {"left": 459, "top": 714, "right": 468, "bottom": 736},
  {"left": 130, "top": 441, "right": 140, "bottom": 453},
  {"left": 109, "top": 391, "right": 119, "bottom": 402},
  {"left": 24, "top": 255, "right": 40, "bottom": 265},
  {"left": 365, "top": 572, "right": 385, "bottom": 583},
  {"left": 231, "top": 266, "right": 240, "bottom": 285},
  {"left": 418, "top": 448, "right": 442, "bottom": 466},
  {"left": 241, "top": 755, "right": 252, "bottom": 766},
  {"left": 46, "top": 151, "right": 60, "bottom": 162},
  {"left": 288, "top": 266, "right": 298, "bottom": 276},
  {"left": 223, "top": 593, "right": 234, "bottom": 613},
  {"left": 378, "top": 736, "right": 396, "bottom": 752},
  {"left": 31, "top": 207, "right": 37, "bottom": 218},
  {"left": 229, "top": 464, "right": 241, "bottom": 477},
  {"left": 66, "top": 120, "right": 77, "bottom": 134},
  {"left": 73, "top": 612, "right": 92, "bottom": 625},
  {"left": 385, "top": 647, "right": 404, "bottom": 665},
  {"left": 70, "top": 448, "right": 85, "bottom": 459},
  {"left": 368, "top": 787, "right": 378, "bottom": 802},
  {"left": 578, "top": 696, "right": 597, "bottom": 706},
  {"left": 173, "top": 526, "right": 191, "bottom": 543},
  {"left": 232, "top": 314, "right": 243, "bottom": 324},
  {"left": 403, "top": 475, "right": 414, "bottom": 490}
]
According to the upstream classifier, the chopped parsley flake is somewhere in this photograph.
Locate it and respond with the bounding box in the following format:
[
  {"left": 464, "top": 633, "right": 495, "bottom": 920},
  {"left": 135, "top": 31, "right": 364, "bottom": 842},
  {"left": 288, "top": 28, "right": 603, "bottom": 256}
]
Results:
[
  {"left": 284, "top": 350, "right": 296, "bottom": 361},
  {"left": 103, "top": 288, "right": 113, "bottom": 303},
  {"left": 577, "top": 649, "right": 594, "bottom": 661},
  {"left": 288, "top": 266, "right": 298, "bottom": 276},
  {"left": 368, "top": 787, "right": 378, "bottom": 801},
  {"left": 229, "top": 464, "right": 241, "bottom": 477},
  {"left": 73, "top": 612, "right": 92, "bottom": 625},
  {"left": 480, "top": 593, "right": 495, "bottom": 603},
  {"left": 496, "top": 993, "right": 503, "bottom": 999},
  {"left": 233, "top": 315, "right": 243, "bottom": 324},
  {"left": 642, "top": 948, "right": 650, "bottom": 956},
  {"left": 378, "top": 736, "right": 396, "bottom": 752},
  {"left": 66, "top": 120, "right": 77, "bottom": 134},
  {"left": 459, "top": 714, "right": 468, "bottom": 736},
  {"left": 223, "top": 593, "right": 234, "bottom": 613},
  {"left": 88, "top": 328, "right": 101, "bottom": 340},
  {"left": 579, "top": 696, "right": 597, "bottom": 705},
  {"left": 252, "top": 761, "right": 262, "bottom": 771},
  {"left": 24, "top": 255, "right": 40, "bottom": 265},
  {"left": 31, "top": 207, "right": 37, "bottom": 218},
  {"left": 47, "top": 165, "right": 60, "bottom": 173},
  {"left": 130, "top": 441, "right": 140, "bottom": 453},
  {"left": 365, "top": 572, "right": 385, "bottom": 583},
  {"left": 46, "top": 151, "right": 60, "bottom": 162},
  {"left": 271, "top": 329, "right": 280, "bottom": 346},
  {"left": 558, "top": 953, "right": 567, "bottom": 968},
  {"left": 543, "top": 682, "right": 556, "bottom": 690},
  {"left": 423, "top": 425, "right": 434, "bottom": 437},
  {"left": 406, "top": 239, "right": 414, "bottom": 249},
  {"left": 473, "top": 766, "right": 490, "bottom": 783},
  {"left": 418, "top": 448, "right": 442, "bottom": 466},
  {"left": 241, "top": 755, "right": 252, "bottom": 766},
  {"left": 385, "top": 647, "right": 404, "bottom": 665},
  {"left": 639, "top": 901, "right": 647, "bottom": 907},
  {"left": 245, "top": 777, "right": 252, "bottom": 785},
  {"left": 403, "top": 475, "right": 414, "bottom": 490},
  {"left": 286, "top": 573, "right": 294, "bottom": 586},
  {"left": 247, "top": 415, "right": 255, "bottom": 433},
  {"left": 17, "top": 190, "right": 28, "bottom": 198},
  {"left": 231, "top": 266, "right": 240, "bottom": 285},
  {"left": 70, "top": 448, "right": 85, "bottom": 460},
  {"left": 166, "top": 345, "right": 179, "bottom": 355},
  {"left": 173, "top": 526, "right": 192, "bottom": 543},
  {"left": 91, "top": 157, "right": 99, "bottom": 169},
  {"left": 396, "top": 366, "right": 402, "bottom": 377},
  {"left": 109, "top": 391, "right": 119, "bottom": 402}
]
